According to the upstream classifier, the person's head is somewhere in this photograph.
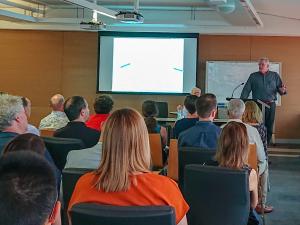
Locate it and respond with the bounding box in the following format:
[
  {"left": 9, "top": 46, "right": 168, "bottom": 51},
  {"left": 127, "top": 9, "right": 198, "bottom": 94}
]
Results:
[
  {"left": 0, "top": 94, "right": 28, "bottom": 133},
  {"left": 195, "top": 93, "right": 217, "bottom": 120},
  {"left": 93, "top": 95, "right": 114, "bottom": 114},
  {"left": 0, "top": 151, "right": 60, "bottom": 225},
  {"left": 242, "top": 101, "right": 263, "bottom": 124},
  {"left": 95, "top": 108, "right": 151, "bottom": 192},
  {"left": 191, "top": 87, "right": 201, "bottom": 97},
  {"left": 21, "top": 97, "right": 31, "bottom": 118},
  {"left": 142, "top": 100, "right": 159, "bottom": 118},
  {"left": 50, "top": 94, "right": 65, "bottom": 112},
  {"left": 64, "top": 96, "right": 89, "bottom": 122},
  {"left": 258, "top": 57, "right": 270, "bottom": 74},
  {"left": 184, "top": 94, "right": 198, "bottom": 115},
  {"left": 227, "top": 99, "right": 245, "bottom": 119},
  {"left": 216, "top": 121, "right": 249, "bottom": 169},
  {"left": 144, "top": 117, "right": 158, "bottom": 133},
  {"left": 2, "top": 133, "right": 46, "bottom": 155}
]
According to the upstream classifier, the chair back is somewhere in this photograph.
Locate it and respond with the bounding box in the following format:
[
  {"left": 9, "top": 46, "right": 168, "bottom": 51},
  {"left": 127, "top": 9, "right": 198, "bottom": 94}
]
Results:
[
  {"left": 184, "top": 165, "right": 250, "bottom": 225},
  {"left": 156, "top": 101, "right": 168, "bottom": 118},
  {"left": 167, "top": 139, "right": 178, "bottom": 181},
  {"left": 248, "top": 143, "right": 258, "bottom": 173},
  {"left": 40, "top": 129, "right": 56, "bottom": 137},
  {"left": 178, "top": 146, "right": 216, "bottom": 189},
  {"left": 70, "top": 203, "right": 176, "bottom": 225},
  {"left": 149, "top": 133, "right": 163, "bottom": 168},
  {"left": 42, "top": 136, "right": 85, "bottom": 171}
]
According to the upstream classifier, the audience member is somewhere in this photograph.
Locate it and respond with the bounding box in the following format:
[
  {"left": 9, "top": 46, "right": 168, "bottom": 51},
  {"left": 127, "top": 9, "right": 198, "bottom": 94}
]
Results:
[
  {"left": 224, "top": 99, "right": 272, "bottom": 213},
  {"left": 178, "top": 93, "right": 221, "bottom": 149},
  {"left": 68, "top": 108, "right": 189, "bottom": 225},
  {"left": 54, "top": 96, "right": 100, "bottom": 148},
  {"left": 21, "top": 97, "right": 40, "bottom": 136},
  {"left": 142, "top": 100, "right": 167, "bottom": 146},
  {"left": 0, "top": 94, "right": 28, "bottom": 152},
  {"left": 0, "top": 151, "right": 60, "bottom": 225},
  {"left": 39, "top": 94, "right": 69, "bottom": 130},
  {"left": 215, "top": 121, "right": 260, "bottom": 224},
  {"left": 177, "top": 87, "right": 201, "bottom": 119},
  {"left": 86, "top": 95, "right": 113, "bottom": 131},
  {"left": 173, "top": 94, "right": 198, "bottom": 138}
]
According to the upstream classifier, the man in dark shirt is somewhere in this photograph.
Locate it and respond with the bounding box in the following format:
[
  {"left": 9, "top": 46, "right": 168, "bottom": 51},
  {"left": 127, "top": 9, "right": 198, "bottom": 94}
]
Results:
[
  {"left": 54, "top": 96, "right": 100, "bottom": 148},
  {"left": 178, "top": 93, "right": 221, "bottom": 149},
  {"left": 173, "top": 94, "right": 198, "bottom": 138},
  {"left": 240, "top": 57, "right": 287, "bottom": 144}
]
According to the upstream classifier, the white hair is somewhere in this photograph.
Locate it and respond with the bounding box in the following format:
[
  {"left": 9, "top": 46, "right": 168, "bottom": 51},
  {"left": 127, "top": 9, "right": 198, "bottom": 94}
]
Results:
[
  {"left": 259, "top": 57, "right": 270, "bottom": 64},
  {"left": 227, "top": 99, "right": 245, "bottom": 119},
  {"left": 0, "top": 94, "right": 24, "bottom": 131}
]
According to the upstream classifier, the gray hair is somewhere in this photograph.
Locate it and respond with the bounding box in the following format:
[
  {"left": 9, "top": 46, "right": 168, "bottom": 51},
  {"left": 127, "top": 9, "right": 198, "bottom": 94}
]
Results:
[
  {"left": 0, "top": 94, "right": 24, "bottom": 131},
  {"left": 227, "top": 99, "right": 245, "bottom": 119},
  {"left": 259, "top": 57, "right": 269, "bottom": 64}
]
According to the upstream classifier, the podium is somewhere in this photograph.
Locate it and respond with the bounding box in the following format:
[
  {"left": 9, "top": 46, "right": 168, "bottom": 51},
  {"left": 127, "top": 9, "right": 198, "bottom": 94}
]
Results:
[{"left": 226, "top": 98, "right": 270, "bottom": 123}]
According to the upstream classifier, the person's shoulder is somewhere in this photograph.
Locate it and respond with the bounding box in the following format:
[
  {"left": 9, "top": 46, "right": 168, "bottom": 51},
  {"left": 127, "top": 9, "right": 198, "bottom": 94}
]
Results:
[{"left": 143, "top": 173, "right": 178, "bottom": 187}]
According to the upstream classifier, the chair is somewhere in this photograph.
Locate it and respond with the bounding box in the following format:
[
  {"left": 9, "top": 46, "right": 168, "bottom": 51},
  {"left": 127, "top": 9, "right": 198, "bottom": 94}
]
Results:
[
  {"left": 167, "top": 139, "right": 178, "bottom": 181},
  {"left": 155, "top": 101, "right": 168, "bottom": 118},
  {"left": 70, "top": 203, "right": 176, "bottom": 225},
  {"left": 40, "top": 128, "right": 56, "bottom": 137},
  {"left": 184, "top": 165, "right": 250, "bottom": 225},
  {"left": 248, "top": 143, "right": 258, "bottom": 173},
  {"left": 62, "top": 168, "right": 93, "bottom": 225},
  {"left": 149, "top": 133, "right": 163, "bottom": 169},
  {"left": 178, "top": 146, "right": 216, "bottom": 189},
  {"left": 42, "top": 136, "right": 85, "bottom": 171}
]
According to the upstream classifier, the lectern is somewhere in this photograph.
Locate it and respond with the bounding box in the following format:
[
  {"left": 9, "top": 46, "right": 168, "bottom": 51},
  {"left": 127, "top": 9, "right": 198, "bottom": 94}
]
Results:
[{"left": 226, "top": 98, "right": 270, "bottom": 123}]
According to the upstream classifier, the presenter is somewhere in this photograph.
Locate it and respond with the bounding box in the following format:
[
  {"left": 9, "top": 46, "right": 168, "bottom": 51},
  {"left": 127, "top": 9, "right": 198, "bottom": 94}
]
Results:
[{"left": 240, "top": 57, "right": 287, "bottom": 144}]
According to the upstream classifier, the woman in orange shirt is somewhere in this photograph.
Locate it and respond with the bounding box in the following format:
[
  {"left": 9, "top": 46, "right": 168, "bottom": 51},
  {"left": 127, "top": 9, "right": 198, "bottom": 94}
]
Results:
[{"left": 68, "top": 108, "right": 189, "bottom": 225}]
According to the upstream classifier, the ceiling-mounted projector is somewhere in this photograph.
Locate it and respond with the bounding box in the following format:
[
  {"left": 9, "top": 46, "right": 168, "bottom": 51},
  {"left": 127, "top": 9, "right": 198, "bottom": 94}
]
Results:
[
  {"left": 80, "top": 20, "right": 106, "bottom": 30},
  {"left": 116, "top": 11, "right": 144, "bottom": 24}
]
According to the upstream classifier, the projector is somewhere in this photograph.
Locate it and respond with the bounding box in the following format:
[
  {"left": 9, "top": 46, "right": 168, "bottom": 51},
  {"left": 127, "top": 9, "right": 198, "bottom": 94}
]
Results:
[
  {"left": 80, "top": 21, "right": 106, "bottom": 30},
  {"left": 115, "top": 11, "right": 144, "bottom": 24}
]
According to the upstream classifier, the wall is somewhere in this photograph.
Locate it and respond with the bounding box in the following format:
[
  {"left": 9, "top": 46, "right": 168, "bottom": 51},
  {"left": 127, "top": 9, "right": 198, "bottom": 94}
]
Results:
[{"left": 0, "top": 30, "right": 299, "bottom": 140}]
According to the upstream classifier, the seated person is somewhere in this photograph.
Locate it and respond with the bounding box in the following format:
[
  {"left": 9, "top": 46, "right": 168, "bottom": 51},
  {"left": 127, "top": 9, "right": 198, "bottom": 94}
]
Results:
[
  {"left": 173, "top": 95, "right": 198, "bottom": 138},
  {"left": 68, "top": 108, "right": 189, "bottom": 225},
  {"left": 54, "top": 96, "right": 100, "bottom": 148},
  {"left": 177, "top": 87, "right": 201, "bottom": 119},
  {"left": 39, "top": 94, "right": 69, "bottom": 130},
  {"left": 86, "top": 95, "right": 113, "bottom": 131},
  {"left": 215, "top": 121, "right": 260, "bottom": 225},
  {"left": 21, "top": 97, "right": 40, "bottom": 136},
  {"left": 178, "top": 93, "right": 221, "bottom": 149},
  {"left": 142, "top": 100, "right": 167, "bottom": 146},
  {"left": 0, "top": 151, "right": 61, "bottom": 225}
]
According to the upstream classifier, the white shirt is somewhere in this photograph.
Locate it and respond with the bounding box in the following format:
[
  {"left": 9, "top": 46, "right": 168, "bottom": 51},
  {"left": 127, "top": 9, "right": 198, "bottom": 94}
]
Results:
[{"left": 26, "top": 124, "right": 40, "bottom": 136}]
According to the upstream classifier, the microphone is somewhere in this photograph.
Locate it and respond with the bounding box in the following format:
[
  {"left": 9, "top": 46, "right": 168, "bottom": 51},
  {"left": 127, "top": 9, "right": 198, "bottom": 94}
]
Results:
[{"left": 231, "top": 82, "right": 245, "bottom": 98}]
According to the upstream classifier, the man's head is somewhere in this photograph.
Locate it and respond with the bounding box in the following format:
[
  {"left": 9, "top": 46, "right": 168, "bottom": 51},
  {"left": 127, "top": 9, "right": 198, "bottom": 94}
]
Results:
[
  {"left": 21, "top": 97, "right": 31, "bottom": 118},
  {"left": 184, "top": 95, "right": 198, "bottom": 115},
  {"left": 94, "top": 95, "right": 114, "bottom": 114},
  {"left": 195, "top": 93, "right": 217, "bottom": 120},
  {"left": 191, "top": 87, "right": 201, "bottom": 97},
  {"left": 64, "top": 96, "right": 89, "bottom": 122},
  {"left": 0, "top": 94, "right": 28, "bottom": 133},
  {"left": 0, "top": 151, "right": 60, "bottom": 225},
  {"left": 50, "top": 94, "right": 65, "bottom": 112},
  {"left": 258, "top": 57, "right": 270, "bottom": 74},
  {"left": 227, "top": 99, "right": 245, "bottom": 119}
]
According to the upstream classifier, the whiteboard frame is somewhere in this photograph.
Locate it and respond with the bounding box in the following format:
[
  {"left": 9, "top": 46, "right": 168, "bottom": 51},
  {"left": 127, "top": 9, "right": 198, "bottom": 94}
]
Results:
[{"left": 205, "top": 61, "right": 282, "bottom": 106}]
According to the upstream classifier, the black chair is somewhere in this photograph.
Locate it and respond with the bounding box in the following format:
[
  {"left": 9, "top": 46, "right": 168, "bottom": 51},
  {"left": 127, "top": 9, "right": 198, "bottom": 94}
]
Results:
[
  {"left": 62, "top": 168, "right": 93, "bottom": 225},
  {"left": 178, "top": 146, "right": 216, "bottom": 189},
  {"left": 70, "top": 203, "right": 176, "bottom": 225},
  {"left": 42, "top": 136, "right": 85, "bottom": 171},
  {"left": 184, "top": 165, "right": 250, "bottom": 225},
  {"left": 156, "top": 101, "right": 168, "bottom": 118}
]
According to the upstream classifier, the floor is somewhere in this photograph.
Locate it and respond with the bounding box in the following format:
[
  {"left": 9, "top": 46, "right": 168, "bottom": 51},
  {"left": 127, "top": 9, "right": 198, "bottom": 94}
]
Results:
[{"left": 262, "top": 148, "right": 300, "bottom": 225}]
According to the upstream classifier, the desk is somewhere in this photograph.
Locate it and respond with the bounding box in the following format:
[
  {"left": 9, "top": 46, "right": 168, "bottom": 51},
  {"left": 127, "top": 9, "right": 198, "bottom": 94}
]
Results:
[{"left": 156, "top": 118, "right": 229, "bottom": 126}]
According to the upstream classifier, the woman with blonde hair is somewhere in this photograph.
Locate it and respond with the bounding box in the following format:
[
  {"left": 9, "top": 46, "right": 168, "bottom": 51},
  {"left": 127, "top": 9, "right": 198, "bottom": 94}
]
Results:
[
  {"left": 216, "top": 121, "right": 259, "bottom": 225},
  {"left": 68, "top": 108, "right": 189, "bottom": 225}
]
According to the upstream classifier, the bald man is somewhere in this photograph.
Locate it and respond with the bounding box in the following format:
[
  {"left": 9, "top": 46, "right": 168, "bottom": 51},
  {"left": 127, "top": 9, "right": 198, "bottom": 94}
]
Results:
[{"left": 39, "top": 94, "right": 69, "bottom": 130}]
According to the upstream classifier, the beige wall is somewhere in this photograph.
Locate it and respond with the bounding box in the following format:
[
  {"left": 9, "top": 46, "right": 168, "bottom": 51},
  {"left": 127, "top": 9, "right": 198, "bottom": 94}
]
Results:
[{"left": 0, "top": 30, "right": 299, "bottom": 139}]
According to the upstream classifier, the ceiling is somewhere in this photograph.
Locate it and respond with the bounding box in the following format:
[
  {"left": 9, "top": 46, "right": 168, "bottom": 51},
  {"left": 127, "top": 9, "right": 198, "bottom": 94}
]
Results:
[{"left": 0, "top": 0, "right": 300, "bottom": 36}]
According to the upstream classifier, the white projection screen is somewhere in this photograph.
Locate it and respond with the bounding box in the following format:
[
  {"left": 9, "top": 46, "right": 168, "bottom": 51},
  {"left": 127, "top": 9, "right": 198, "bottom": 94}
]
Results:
[{"left": 97, "top": 32, "right": 199, "bottom": 95}]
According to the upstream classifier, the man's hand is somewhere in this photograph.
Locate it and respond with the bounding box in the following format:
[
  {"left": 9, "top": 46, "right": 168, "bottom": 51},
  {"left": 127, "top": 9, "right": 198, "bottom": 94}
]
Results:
[{"left": 279, "top": 84, "right": 287, "bottom": 94}]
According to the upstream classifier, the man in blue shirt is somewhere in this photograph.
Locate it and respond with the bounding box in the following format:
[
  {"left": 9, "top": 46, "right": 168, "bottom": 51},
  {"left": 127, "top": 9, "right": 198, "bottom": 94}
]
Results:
[{"left": 178, "top": 93, "right": 221, "bottom": 149}]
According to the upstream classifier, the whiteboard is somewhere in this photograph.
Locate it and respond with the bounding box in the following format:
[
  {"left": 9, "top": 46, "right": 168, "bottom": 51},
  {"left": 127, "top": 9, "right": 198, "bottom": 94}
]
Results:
[{"left": 205, "top": 61, "right": 282, "bottom": 105}]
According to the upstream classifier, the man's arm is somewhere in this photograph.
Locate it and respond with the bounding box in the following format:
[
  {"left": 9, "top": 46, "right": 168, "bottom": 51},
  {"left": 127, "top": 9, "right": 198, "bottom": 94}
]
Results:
[
  {"left": 276, "top": 72, "right": 287, "bottom": 95},
  {"left": 240, "top": 76, "right": 252, "bottom": 99}
]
